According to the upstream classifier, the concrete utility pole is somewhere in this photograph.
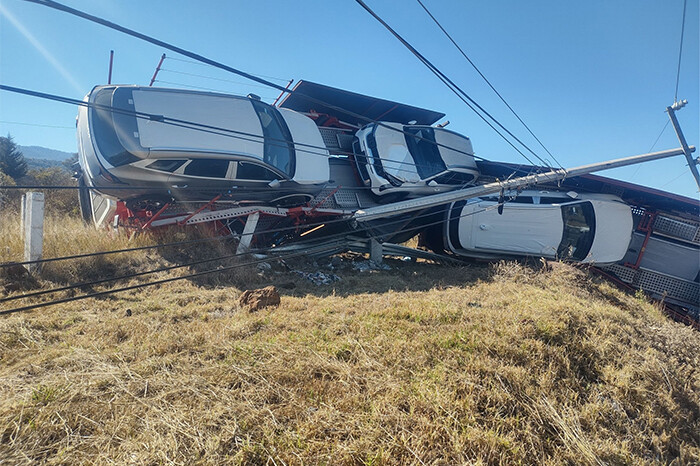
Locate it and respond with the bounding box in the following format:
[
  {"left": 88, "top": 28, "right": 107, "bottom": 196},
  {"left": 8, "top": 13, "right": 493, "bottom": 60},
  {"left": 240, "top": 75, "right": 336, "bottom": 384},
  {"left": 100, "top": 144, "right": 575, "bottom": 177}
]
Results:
[
  {"left": 354, "top": 146, "right": 695, "bottom": 223},
  {"left": 666, "top": 100, "right": 700, "bottom": 190},
  {"left": 22, "top": 192, "right": 44, "bottom": 273}
]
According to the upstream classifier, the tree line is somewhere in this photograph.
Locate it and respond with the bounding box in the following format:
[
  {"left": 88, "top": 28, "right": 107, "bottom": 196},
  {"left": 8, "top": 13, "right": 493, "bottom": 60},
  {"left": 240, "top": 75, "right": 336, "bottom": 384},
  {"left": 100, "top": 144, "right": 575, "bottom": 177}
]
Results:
[{"left": 0, "top": 134, "right": 80, "bottom": 215}]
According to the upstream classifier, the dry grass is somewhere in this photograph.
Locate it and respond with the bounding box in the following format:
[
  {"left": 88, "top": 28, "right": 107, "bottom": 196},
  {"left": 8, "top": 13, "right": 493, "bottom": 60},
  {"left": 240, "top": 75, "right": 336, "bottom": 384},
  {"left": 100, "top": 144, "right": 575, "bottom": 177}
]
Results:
[{"left": 0, "top": 219, "right": 699, "bottom": 464}]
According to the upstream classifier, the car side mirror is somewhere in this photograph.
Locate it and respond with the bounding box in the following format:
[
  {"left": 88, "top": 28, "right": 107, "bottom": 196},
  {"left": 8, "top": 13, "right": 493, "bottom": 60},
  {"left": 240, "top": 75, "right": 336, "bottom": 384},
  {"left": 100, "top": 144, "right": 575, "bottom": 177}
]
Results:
[
  {"left": 268, "top": 179, "right": 281, "bottom": 188},
  {"left": 427, "top": 180, "right": 438, "bottom": 187}
]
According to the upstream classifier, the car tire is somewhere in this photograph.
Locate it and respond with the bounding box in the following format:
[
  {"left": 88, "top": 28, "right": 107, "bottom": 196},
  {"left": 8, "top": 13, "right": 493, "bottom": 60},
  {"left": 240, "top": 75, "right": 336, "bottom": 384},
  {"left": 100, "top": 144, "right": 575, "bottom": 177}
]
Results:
[{"left": 77, "top": 176, "right": 93, "bottom": 224}]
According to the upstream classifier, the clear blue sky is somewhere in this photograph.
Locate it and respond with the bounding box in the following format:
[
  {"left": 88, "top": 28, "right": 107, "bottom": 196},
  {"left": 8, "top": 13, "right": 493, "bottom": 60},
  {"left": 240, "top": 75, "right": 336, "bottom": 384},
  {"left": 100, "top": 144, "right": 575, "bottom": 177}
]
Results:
[{"left": 1, "top": 0, "right": 698, "bottom": 198}]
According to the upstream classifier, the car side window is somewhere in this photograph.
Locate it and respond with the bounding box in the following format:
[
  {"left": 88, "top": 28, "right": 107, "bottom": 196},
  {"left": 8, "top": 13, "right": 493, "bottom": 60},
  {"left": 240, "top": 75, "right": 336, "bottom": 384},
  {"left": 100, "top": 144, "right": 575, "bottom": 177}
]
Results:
[
  {"left": 147, "top": 159, "right": 187, "bottom": 173},
  {"left": 183, "top": 159, "right": 229, "bottom": 178},
  {"left": 237, "top": 162, "right": 277, "bottom": 181}
]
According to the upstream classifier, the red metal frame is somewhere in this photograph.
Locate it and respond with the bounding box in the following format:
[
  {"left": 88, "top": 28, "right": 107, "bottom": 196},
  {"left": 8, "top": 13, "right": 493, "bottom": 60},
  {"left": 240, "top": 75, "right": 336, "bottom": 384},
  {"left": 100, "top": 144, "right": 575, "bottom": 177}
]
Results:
[
  {"left": 107, "top": 50, "right": 114, "bottom": 84},
  {"left": 149, "top": 54, "right": 166, "bottom": 87},
  {"left": 624, "top": 211, "right": 657, "bottom": 269},
  {"left": 272, "top": 79, "right": 294, "bottom": 107},
  {"left": 140, "top": 202, "right": 171, "bottom": 230},
  {"left": 177, "top": 194, "right": 222, "bottom": 226}
]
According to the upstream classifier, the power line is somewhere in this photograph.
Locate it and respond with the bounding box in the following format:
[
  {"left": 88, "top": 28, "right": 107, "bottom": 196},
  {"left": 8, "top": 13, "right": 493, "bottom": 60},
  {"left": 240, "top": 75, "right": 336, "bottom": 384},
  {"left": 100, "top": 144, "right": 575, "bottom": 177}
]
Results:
[
  {"left": 674, "top": 0, "right": 688, "bottom": 102},
  {"left": 1, "top": 199, "right": 516, "bottom": 315},
  {"left": 153, "top": 79, "right": 279, "bottom": 101},
  {"left": 2, "top": 170, "right": 514, "bottom": 272},
  {"left": 630, "top": 120, "right": 672, "bottom": 181},
  {"left": 164, "top": 56, "right": 290, "bottom": 83},
  {"left": 354, "top": 0, "right": 553, "bottom": 170},
  {"left": 0, "top": 233, "right": 235, "bottom": 269},
  {"left": 0, "top": 244, "right": 339, "bottom": 315},
  {"left": 660, "top": 168, "right": 690, "bottom": 189},
  {"left": 20, "top": 0, "right": 514, "bottom": 174},
  {"left": 0, "top": 120, "right": 74, "bottom": 129},
  {"left": 0, "top": 84, "right": 485, "bottom": 177},
  {"left": 415, "top": 0, "right": 563, "bottom": 169},
  {"left": 159, "top": 68, "right": 280, "bottom": 90}
]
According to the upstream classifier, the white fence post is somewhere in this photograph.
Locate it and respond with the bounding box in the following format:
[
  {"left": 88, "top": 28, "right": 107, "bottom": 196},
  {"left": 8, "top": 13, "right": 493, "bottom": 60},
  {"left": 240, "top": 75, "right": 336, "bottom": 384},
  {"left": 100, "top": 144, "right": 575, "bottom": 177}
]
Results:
[{"left": 22, "top": 192, "right": 44, "bottom": 273}]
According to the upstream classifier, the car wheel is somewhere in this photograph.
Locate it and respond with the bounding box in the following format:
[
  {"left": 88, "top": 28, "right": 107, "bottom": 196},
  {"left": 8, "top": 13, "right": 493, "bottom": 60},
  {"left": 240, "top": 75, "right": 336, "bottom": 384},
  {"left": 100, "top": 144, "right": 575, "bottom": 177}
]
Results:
[{"left": 77, "top": 176, "right": 93, "bottom": 224}]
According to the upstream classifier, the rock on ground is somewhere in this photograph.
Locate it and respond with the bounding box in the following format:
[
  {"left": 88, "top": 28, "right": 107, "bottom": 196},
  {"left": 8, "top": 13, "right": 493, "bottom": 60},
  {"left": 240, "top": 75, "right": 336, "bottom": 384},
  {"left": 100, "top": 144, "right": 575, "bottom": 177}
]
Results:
[{"left": 238, "top": 286, "right": 281, "bottom": 312}]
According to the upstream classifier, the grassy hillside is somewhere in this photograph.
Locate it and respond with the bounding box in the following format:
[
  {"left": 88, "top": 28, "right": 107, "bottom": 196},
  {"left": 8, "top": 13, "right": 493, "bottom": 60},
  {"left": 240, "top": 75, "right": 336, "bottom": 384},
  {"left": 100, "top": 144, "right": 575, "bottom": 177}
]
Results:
[{"left": 0, "top": 215, "right": 699, "bottom": 465}]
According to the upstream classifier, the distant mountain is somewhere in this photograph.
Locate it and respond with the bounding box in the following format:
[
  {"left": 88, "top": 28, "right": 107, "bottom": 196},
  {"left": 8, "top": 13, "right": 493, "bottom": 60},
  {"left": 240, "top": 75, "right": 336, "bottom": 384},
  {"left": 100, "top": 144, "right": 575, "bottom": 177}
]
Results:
[
  {"left": 26, "top": 158, "right": 66, "bottom": 171},
  {"left": 18, "top": 145, "right": 75, "bottom": 162}
]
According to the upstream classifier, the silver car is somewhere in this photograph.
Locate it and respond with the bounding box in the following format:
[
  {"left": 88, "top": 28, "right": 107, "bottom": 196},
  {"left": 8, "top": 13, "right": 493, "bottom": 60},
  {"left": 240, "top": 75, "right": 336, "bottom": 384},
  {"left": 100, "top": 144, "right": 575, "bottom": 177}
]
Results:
[{"left": 76, "top": 86, "right": 330, "bottom": 211}]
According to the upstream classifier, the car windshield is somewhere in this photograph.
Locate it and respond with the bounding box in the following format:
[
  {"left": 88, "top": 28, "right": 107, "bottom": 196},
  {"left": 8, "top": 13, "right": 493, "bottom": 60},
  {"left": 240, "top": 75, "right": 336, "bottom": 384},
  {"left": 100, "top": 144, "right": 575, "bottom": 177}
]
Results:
[
  {"left": 251, "top": 100, "right": 294, "bottom": 178},
  {"left": 557, "top": 202, "right": 596, "bottom": 261},
  {"left": 403, "top": 126, "right": 446, "bottom": 179},
  {"left": 91, "top": 88, "right": 140, "bottom": 167}
]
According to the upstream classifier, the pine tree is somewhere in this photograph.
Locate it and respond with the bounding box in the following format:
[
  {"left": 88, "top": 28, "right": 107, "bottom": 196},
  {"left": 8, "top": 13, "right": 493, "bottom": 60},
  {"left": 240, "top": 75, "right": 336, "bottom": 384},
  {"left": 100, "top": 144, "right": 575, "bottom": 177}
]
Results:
[{"left": 0, "top": 134, "right": 28, "bottom": 180}]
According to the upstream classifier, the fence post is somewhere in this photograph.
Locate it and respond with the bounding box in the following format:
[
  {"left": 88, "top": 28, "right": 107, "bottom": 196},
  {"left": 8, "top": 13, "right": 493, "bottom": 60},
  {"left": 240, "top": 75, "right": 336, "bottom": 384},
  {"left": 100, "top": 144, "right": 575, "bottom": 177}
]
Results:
[{"left": 22, "top": 192, "right": 44, "bottom": 273}]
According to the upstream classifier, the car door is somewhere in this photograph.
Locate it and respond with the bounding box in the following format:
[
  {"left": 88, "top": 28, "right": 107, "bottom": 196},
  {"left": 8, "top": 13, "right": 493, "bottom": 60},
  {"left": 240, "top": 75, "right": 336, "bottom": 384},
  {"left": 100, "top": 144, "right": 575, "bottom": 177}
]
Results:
[{"left": 459, "top": 200, "right": 564, "bottom": 257}]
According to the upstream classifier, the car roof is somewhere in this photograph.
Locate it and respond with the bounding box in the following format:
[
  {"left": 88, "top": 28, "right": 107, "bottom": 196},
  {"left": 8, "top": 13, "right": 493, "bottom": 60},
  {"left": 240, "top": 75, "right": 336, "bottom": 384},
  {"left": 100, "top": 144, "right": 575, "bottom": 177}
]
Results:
[{"left": 95, "top": 86, "right": 266, "bottom": 161}]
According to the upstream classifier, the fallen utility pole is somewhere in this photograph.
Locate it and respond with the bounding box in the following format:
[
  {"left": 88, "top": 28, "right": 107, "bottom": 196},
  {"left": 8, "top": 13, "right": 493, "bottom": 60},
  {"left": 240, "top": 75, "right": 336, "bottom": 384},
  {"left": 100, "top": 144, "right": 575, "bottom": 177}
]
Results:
[
  {"left": 354, "top": 146, "right": 695, "bottom": 222},
  {"left": 666, "top": 99, "right": 700, "bottom": 190}
]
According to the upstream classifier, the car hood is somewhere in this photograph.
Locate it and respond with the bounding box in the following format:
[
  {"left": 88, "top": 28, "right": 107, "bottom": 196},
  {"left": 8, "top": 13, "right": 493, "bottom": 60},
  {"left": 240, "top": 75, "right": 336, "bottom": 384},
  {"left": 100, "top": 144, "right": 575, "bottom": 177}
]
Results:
[
  {"left": 434, "top": 129, "right": 476, "bottom": 170},
  {"left": 584, "top": 200, "right": 633, "bottom": 264},
  {"left": 279, "top": 108, "right": 330, "bottom": 184}
]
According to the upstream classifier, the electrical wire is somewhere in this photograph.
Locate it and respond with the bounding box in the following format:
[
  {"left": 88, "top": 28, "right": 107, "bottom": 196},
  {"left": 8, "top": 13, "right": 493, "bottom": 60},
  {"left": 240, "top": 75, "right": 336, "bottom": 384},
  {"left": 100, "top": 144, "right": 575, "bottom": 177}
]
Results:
[
  {"left": 159, "top": 68, "right": 281, "bottom": 90},
  {"left": 415, "top": 0, "right": 563, "bottom": 169},
  {"left": 354, "top": 0, "right": 553, "bottom": 170},
  {"left": 20, "top": 0, "right": 524, "bottom": 174},
  {"left": 0, "top": 198, "right": 515, "bottom": 314},
  {"left": 674, "top": 0, "right": 688, "bottom": 102},
  {"left": 660, "top": 168, "right": 689, "bottom": 189},
  {"left": 0, "top": 233, "right": 235, "bottom": 269},
  {"left": 0, "top": 84, "right": 487, "bottom": 177},
  {"left": 164, "top": 56, "right": 290, "bottom": 83},
  {"left": 630, "top": 120, "right": 672, "bottom": 181},
  {"left": 1, "top": 174, "right": 517, "bottom": 272},
  {"left": 0, "top": 120, "right": 74, "bottom": 129},
  {"left": 0, "top": 243, "right": 339, "bottom": 315},
  {"left": 153, "top": 79, "right": 278, "bottom": 101}
]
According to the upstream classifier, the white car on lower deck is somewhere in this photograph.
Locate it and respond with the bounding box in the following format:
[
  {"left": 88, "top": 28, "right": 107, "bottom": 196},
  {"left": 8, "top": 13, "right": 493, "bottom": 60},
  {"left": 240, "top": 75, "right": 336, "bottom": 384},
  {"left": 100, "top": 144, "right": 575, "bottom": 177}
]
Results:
[{"left": 442, "top": 190, "right": 634, "bottom": 265}]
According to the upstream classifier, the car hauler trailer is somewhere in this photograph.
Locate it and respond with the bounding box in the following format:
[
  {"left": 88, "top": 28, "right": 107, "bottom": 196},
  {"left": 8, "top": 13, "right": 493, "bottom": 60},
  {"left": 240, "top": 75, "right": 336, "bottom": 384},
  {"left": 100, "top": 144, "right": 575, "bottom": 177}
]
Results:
[{"left": 77, "top": 80, "right": 698, "bottom": 324}]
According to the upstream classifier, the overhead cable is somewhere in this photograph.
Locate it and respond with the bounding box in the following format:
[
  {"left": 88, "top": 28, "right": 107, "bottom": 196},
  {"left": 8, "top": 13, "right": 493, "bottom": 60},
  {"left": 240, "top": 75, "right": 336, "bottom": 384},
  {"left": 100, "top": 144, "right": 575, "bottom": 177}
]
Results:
[
  {"left": 416, "top": 0, "right": 563, "bottom": 169},
  {"left": 0, "top": 84, "right": 483, "bottom": 177},
  {"left": 20, "top": 0, "right": 489, "bottom": 164},
  {"left": 674, "top": 0, "right": 688, "bottom": 102},
  {"left": 0, "top": 199, "right": 514, "bottom": 314},
  {"left": 354, "top": 0, "right": 553, "bottom": 170}
]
